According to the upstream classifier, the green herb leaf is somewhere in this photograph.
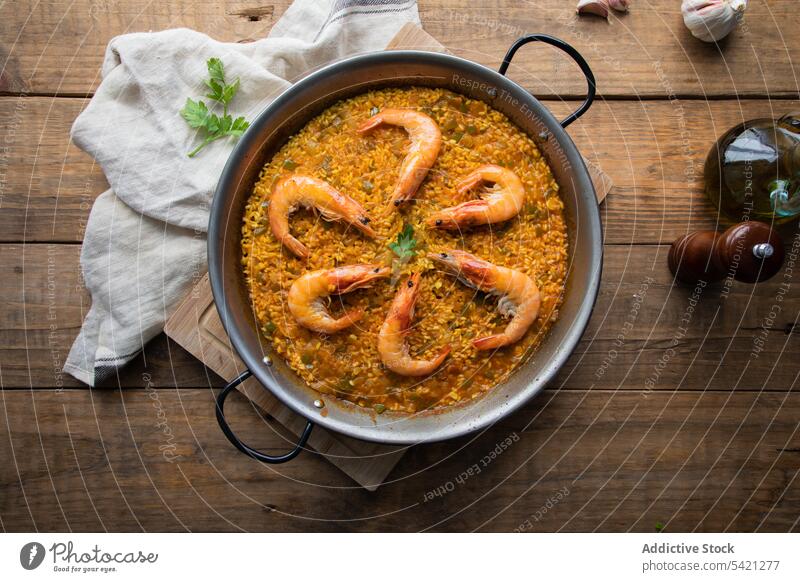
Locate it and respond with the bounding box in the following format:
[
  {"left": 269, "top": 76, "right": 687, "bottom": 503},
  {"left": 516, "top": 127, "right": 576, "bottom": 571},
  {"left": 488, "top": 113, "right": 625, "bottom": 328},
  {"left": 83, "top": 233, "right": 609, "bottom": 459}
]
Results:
[
  {"left": 388, "top": 223, "right": 417, "bottom": 261},
  {"left": 283, "top": 159, "right": 298, "bottom": 170},
  {"left": 229, "top": 116, "right": 250, "bottom": 136},
  {"left": 338, "top": 374, "right": 354, "bottom": 393},
  {"left": 204, "top": 78, "right": 225, "bottom": 102},
  {"left": 180, "top": 98, "right": 211, "bottom": 128},
  {"left": 220, "top": 77, "right": 240, "bottom": 106},
  {"left": 207, "top": 58, "right": 225, "bottom": 84},
  {"left": 181, "top": 57, "right": 250, "bottom": 157}
]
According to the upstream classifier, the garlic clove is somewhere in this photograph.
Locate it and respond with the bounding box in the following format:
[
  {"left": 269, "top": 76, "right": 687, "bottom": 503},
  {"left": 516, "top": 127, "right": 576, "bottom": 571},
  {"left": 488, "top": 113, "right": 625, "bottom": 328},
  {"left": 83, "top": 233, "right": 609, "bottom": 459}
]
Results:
[
  {"left": 681, "top": 0, "right": 747, "bottom": 43},
  {"left": 608, "top": 0, "right": 630, "bottom": 11},
  {"left": 577, "top": 0, "right": 610, "bottom": 19}
]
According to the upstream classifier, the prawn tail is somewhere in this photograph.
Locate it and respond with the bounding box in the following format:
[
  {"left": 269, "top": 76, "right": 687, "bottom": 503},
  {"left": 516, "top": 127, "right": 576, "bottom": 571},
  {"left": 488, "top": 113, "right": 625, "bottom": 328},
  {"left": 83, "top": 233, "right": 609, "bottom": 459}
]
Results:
[
  {"left": 472, "top": 334, "right": 510, "bottom": 351},
  {"left": 432, "top": 345, "right": 452, "bottom": 366},
  {"left": 330, "top": 309, "right": 365, "bottom": 332},
  {"left": 357, "top": 115, "right": 384, "bottom": 133},
  {"left": 282, "top": 235, "right": 309, "bottom": 259},
  {"left": 400, "top": 344, "right": 451, "bottom": 376}
]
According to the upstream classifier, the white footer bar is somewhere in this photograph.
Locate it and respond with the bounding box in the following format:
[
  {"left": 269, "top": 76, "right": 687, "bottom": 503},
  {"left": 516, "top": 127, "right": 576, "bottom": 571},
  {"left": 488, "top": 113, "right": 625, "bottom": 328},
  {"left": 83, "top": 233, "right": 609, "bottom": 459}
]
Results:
[{"left": 1, "top": 533, "right": 797, "bottom": 581}]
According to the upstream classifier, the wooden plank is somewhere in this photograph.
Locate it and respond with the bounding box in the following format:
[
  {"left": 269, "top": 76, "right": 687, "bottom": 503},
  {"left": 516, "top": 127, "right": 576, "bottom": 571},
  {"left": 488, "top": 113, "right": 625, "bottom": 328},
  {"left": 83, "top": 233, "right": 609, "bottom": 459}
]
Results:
[
  {"left": 0, "top": 97, "right": 106, "bottom": 242},
  {"left": 3, "top": 96, "right": 797, "bottom": 243},
  {"left": 0, "top": 1, "right": 294, "bottom": 95},
  {"left": 1, "top": 388, "right": 797, "bottom": 531},
  {"left": 2, "top": 1, "right": 799, "bottom": 97},
  {"left": 4, "top": 243, "right": 800, "bottom": 390}
]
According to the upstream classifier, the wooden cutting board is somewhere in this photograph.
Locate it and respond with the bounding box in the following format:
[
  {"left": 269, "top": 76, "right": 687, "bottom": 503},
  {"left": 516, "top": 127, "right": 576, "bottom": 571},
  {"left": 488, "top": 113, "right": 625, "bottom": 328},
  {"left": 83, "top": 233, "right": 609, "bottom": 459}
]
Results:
[{"left": 164, "top": 23, "right": 613, "bottom": 492}]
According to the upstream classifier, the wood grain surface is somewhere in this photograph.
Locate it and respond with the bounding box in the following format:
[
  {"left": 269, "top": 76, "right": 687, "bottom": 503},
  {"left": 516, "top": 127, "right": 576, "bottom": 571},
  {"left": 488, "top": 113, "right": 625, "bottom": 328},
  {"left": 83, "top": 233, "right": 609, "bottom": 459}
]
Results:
[
  {"left": 2, "top": 388, "right": 798, "bottom": 532},
  {"left": 2, "top": 1, "right": 799, "bottom": 97},
  {"left": 1, "top": 1, "right": 799, "bottom": 532}
]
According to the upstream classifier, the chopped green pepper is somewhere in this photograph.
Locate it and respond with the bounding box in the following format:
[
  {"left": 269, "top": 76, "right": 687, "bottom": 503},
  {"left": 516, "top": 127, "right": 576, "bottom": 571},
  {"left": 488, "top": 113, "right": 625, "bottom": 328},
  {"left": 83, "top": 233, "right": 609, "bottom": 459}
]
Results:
[{"left": 525, "top": 202, "right": 543, "bottom": 219}]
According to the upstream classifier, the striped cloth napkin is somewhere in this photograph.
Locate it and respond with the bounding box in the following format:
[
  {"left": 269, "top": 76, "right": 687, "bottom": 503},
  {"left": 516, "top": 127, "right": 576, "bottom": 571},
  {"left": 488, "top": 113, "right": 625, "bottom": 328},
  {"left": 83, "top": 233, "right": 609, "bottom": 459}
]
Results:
[{"left": 64, "top": 0, "right": 420, "bottom": 385}]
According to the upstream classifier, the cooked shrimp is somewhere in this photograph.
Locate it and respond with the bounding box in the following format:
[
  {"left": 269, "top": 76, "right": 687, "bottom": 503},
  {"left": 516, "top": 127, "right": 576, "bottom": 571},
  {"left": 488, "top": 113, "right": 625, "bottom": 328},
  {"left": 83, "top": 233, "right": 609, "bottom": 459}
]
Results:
[
  {"left": 426, "top": 164, "right": 525, "bottom": 230},
  {"left": 288, "top": 264, "right": 390, "bottom": 333},
  {"left": 269, "top": 175, "right": 377, "bottom": 258},
  {"left": 428, "top": 250, "right": 540, "bottom": 350},
  {"left": 357, "top": 109, "right": 441, "bottom": 209},
  {"left": 378, "top": 273, "right": 451, "bottom": 376}
]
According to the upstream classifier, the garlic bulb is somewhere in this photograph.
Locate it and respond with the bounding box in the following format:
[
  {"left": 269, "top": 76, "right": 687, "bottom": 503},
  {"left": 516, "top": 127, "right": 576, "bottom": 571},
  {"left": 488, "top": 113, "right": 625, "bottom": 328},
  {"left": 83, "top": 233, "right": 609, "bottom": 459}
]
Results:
[{"left": 682, "top": 0, "right": 747, "bottom": 43}]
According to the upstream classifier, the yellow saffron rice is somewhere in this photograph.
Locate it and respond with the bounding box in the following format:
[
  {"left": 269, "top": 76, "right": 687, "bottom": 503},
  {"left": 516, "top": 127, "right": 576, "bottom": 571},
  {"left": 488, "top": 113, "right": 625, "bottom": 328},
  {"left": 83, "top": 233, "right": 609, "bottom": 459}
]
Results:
[{"left": 241, "top": 87, "right": 568, "bottom": 414}]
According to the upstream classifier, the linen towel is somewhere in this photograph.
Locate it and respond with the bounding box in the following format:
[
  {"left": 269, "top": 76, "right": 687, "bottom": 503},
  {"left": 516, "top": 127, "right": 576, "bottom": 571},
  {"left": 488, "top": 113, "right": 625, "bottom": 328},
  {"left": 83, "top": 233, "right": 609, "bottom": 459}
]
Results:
[{"left": 64, "top": 0, "right": 420, "bottom": 385}]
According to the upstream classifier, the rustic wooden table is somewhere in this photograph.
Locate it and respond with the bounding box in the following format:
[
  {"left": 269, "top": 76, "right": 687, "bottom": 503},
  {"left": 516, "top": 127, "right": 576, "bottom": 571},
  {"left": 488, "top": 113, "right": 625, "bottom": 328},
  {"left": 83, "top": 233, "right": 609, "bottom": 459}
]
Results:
[{"left": 2, "top": 1, "right": 799, "bottom": 532}]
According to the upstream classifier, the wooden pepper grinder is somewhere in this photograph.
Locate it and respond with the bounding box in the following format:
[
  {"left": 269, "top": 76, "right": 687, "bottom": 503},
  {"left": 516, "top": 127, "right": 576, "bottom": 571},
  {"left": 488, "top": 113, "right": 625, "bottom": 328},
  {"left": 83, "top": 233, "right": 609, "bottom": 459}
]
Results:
[{"left": 668, "top": 221, "right": 785, "bottom": 284}]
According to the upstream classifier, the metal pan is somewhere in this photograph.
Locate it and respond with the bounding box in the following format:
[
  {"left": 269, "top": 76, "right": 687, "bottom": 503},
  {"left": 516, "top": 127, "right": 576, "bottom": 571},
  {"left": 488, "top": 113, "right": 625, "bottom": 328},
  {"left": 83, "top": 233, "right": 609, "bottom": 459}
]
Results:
[{"left": 208, "top": 35, "right": 602, "bottom": 461}]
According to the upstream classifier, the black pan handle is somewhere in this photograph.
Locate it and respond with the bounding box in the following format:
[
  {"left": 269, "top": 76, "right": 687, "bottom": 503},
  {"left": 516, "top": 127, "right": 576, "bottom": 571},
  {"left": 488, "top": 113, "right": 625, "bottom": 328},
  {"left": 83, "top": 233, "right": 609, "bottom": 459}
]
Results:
[
  {"left": 498, "top": 34, "right": 596, "bottom": 129},
  {"left": 215, "top": 369, "right": 314, "bottom": 464}
]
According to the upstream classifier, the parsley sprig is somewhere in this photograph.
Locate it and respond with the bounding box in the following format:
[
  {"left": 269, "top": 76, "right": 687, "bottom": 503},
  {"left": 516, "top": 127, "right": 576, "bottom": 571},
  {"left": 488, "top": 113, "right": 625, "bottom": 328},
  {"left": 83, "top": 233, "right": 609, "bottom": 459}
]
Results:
[
  {"left": 389, "top": 223, "right": 417, "bottom": 261},
  {"left": 388, "top": 223, "right": 418, "bottom": 285},
  {"left": 180, "top": 58, "right": 250, "bottom": 158}
]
